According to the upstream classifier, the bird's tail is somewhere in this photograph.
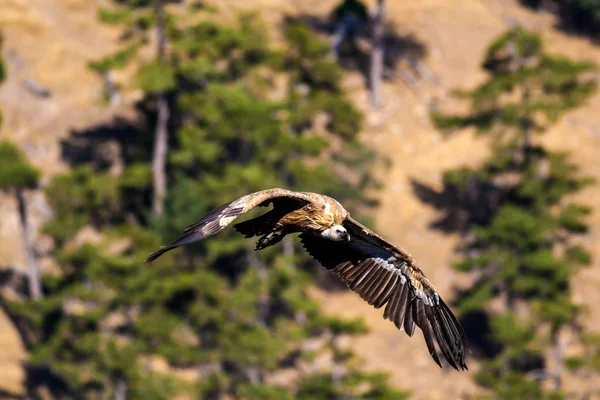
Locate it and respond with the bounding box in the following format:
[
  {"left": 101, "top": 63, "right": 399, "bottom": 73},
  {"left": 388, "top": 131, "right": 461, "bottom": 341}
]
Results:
[{"left": 145, "top": 245, "right": 178, "bottom": 264}]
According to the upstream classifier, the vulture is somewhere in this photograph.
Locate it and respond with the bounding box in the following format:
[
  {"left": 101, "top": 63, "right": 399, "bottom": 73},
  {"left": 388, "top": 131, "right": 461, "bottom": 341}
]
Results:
[{"left": 146, "top": 188, "right": 469, "bottom": 370}]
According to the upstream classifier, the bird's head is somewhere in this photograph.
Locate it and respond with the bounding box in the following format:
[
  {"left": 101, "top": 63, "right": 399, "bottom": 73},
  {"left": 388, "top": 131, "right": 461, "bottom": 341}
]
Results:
[{"left": 320, "top": 224, "right": 350, "bottom": 242}]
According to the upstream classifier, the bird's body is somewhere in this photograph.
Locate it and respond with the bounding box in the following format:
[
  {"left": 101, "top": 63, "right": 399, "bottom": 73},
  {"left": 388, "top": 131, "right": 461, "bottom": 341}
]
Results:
[
  {"left": 146, "top": 188, "right": 469, "bottom": 370},
  {"left": 267, "top": 192, "right": 347, "bottom": 232}
]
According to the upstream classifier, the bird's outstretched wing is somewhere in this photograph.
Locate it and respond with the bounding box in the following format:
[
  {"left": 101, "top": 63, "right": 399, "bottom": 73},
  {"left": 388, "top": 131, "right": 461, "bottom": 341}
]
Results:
[
  {"left": 299, "top": 216, "right": 469, "bottom": 370},
  {"left": 146, "top": 188, "right": 311, "bottom": 263}
]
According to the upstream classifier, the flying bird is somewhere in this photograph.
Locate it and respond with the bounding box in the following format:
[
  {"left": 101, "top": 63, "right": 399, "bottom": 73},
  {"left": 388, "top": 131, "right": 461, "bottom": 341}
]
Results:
[{"left": 146, "top": 188, "right": 469, "bottom": 370}]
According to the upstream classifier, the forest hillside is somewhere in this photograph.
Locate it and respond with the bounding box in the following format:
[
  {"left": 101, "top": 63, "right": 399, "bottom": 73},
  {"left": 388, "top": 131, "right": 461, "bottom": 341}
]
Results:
[{"left": 1, "top": 0, "right": 600, "bottom": 399}]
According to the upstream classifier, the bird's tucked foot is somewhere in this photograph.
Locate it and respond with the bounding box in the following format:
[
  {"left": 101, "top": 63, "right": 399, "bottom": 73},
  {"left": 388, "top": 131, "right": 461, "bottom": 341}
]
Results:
[{"left": 255, "top": 231, "right": 286, "bottom": 250}]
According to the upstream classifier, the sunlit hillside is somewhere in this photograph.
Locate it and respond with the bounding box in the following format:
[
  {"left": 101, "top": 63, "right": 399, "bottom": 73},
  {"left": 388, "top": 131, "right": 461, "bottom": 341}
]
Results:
[{"left": 1, "top": 0, "right": 600, "bottom": 398}]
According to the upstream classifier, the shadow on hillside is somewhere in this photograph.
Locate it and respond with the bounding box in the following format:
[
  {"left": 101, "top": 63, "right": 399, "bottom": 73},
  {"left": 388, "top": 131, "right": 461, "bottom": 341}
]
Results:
[
  {"left": 60, "top": 94, "right": 182, "bottom": 172},
  {"left": 410, "top": 178, "right": 502, "bottom": 234},
  {"left": 459, "top": 311, "right": 501, "bottom": 359},
  {"left": 61, "top": 117, "right": 141, "bottom": 170},
  {"left": 0, "top": 269, "right": 30, "bottom": 298},
  {"left": 22, "top": 366, "right": 71, "bottom": 400},
  {"left": 0, "top": 389, "right": 25, "bottom": 400},
  {"left": 410, "top": 177, "right": 504, "bottom": 359},
  {"left": 520, "top": 0, "right": 600, "bottom": 42},
  {"left": 57, "top": 98, "right": 173, "bottom": 228},
  {"left": 283, "top": 14, "right": 429, "bottom": 92},
  {"left": 61, "top": 115, "right": 149, "bottom": 171}
]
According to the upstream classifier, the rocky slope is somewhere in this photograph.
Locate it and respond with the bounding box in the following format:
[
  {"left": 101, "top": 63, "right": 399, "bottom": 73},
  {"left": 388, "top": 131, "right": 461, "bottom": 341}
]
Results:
[{"left": 1, "top": 0, "right": 600, "bottom": 397}]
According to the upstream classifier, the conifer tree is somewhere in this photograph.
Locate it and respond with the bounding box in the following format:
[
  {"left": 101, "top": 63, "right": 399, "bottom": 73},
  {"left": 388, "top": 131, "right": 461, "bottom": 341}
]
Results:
[
  {"left": 0, "top": 143, "right": 43, "bottom": 300},
  {"left": 565, "top": 332, "right": 600, "bottom": 398},
  {"left": 0, "top": 35, "right": 44, "bottom": 300},
  {"left": 432, "top": 27, "right": 595, "bottom": 397},
  {"left": 90, "top": 0, "right": 175, "bottom": 218},
  {"left": 6, "top": 12, "right": 403, "bottom": 399}
]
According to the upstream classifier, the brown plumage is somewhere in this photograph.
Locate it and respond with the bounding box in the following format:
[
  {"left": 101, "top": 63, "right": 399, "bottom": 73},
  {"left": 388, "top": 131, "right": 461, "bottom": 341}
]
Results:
[{"left": 146, "top": 188, "right": 469, "bottom": 370}]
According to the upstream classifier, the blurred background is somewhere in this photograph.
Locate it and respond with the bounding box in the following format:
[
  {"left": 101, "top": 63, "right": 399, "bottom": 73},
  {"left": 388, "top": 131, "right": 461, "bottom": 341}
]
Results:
[{"left": 1, "top": 0, "right": 600, "bottom": 399}]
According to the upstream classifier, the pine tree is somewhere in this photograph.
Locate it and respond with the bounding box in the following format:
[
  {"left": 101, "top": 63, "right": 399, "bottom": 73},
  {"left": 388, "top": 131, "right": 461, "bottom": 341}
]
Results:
[
  {"left": 0, "top": 143, "right": 43, "bottom": 300},
  {"left": 6, "top": 11, "right": 403, "bottom": 399},
  {"left": 90, "top": 0, "right": 175, "bottom": 218},
  {"left": 432, "top": 27, "right": 595, "bottom": 397},
  {"left": 0, "top": 35, "right": 44, "bottom": 300},
  {"left": 565, "top": 332, "right": 600, "bottom": 398}
]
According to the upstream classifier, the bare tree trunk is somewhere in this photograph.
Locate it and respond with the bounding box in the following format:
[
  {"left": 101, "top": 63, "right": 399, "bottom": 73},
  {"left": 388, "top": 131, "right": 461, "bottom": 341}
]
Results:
[
  {"left": 16, "top": 189, "right": 42, "bottom": 300},
  {"left": 247, "top": 251, "right": 269, "bottom": 326},
  {"left": 521, "top": 87, "right": 533, "bottom": 167},
  {"left": 245, "top": 365, "right": 262, "bottom": 384},
  {"left": 103, "top": 70, "right": 120, "bottom": 106},
  {"left": 151, "top": 0, "right": 169, "bottom": 218},
  {"left": 551, "top": 327, "right": 562, "bottom": 391},
  {"left": 152, "top": 95, "right": 169, "bottom": 218},
  {"left": 370, "top": 0, "right": 384, "bottom": 109},
  {"left": 114, "top": 377, "right": 126, "bottom": 400},
  {"left": 410, "top": 58, "right": 440, "bottom": 87}
]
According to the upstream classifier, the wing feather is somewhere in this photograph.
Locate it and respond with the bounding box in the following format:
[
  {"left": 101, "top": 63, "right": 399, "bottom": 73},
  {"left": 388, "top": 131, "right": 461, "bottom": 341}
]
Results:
[
  {"left": 426, "top": 304, "right": 458, "bottom": 370},
  {"left": 403, "top": 298, "right": 416, "bottom": 337},
  {"left": 350, "top": 261, "right": 378, "bottom": 291},
  {"left": 416, "top": 302, "right": 442, "bottom": 368},
  {"left": 372, "top": 273, "right": 398, "bottom": 309},
  {"left": 383, "top": 280, "right": 401, "bottom": 321},
  {"left": 394, "top": 284, "right": 411, "bottom": 330},
  {"left": 362, "top": 267, "right": 390, "bottom": 304},
  {"left": 333, "top": 261, "right": 354, "bottom": 276},
  {"left": 146, "top": 188, "right": 310, "bottom": 263},
  {"left": 299, "top": 216, "right": 469, "bottom": 370},
  {"left": 390, "top": 283, "right": 409, "bottom": 329}
]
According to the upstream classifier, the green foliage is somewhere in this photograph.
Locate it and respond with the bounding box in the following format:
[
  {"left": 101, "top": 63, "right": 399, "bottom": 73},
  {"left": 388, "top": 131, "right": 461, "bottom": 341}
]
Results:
[
  {"left": 482, "top": 28, "right": 541, "bottom": 74},
  {"left": 5, "top": 227, "right": 188, "bottom": 398},
  {"left": 88, "top": 40, "right": 144, "bottom": 73},
  {"left": 433, "top": 27, "right": 595, "bottom": 397},
  {"left": 297, "top": 371, "right": 409, "bottom": 400},
  {"left": 282, "top": 22, "right": 362, "bottom": 140},
  {"left": 42, "top": 166, "right": 122, "bottom": 243},
  {"left": 0, "top": 141, "right": 40, "bottom": 191},
  {"left": 237, "top": 383, "right": 294, "bottom": 400},
  {"left": 88, "top": 0, "right": 156, "bottom": 85},
  {"left": 137, "top": 61, "right": 175, "bottom": 93},
  {"left": 566, "top": 334, "right": 600, "bottom": 373},
  {"left": 473, "top": 313, "right": 564, "bottom": 400},
  {"left": 8, "top": 8, "right": 399, "bottom": 400},
  {"left": 97, "top": 7, "right": 132, "bottom": 25},
  {"left": 433, "top": 27, "right": 595, "bottom": 136},
  {"left": 476, "top": 371, "right": 562, "bottom": 400}
]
